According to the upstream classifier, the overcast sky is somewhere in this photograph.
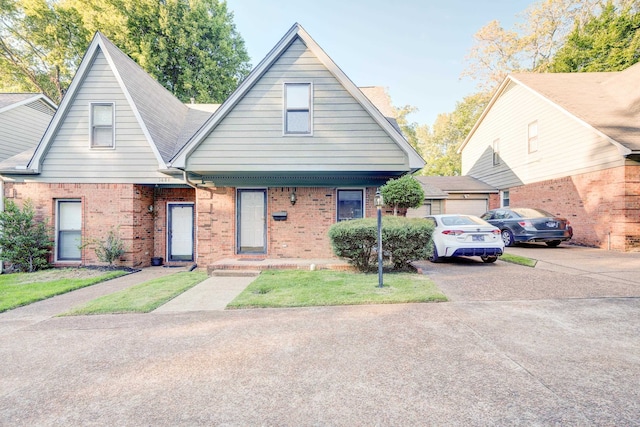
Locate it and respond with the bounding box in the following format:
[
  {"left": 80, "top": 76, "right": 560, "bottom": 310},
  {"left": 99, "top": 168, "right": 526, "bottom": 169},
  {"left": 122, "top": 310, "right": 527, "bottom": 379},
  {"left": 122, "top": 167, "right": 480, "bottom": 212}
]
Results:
[{"left": 226, "top": 0, "right": 535, "bottom": 126}]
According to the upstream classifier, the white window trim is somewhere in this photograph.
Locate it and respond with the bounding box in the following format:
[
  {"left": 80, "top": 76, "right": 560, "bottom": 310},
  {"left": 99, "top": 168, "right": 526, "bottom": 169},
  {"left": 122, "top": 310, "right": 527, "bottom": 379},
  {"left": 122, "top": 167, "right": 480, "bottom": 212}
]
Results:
[
  {"left": 55, "top": 199, "right": 82, "bottom": 263},
  {"left": 89, "top": 101, "right": 116, "bottom": 149},
  {"left": 528, "top": 120, "right": 538, "bottom": 154},
  {"left": 500, "top": 190, "right": 510, "bottom": 207},
  {"left": 336, "top": 188, "right": 365, "bottom": 222},
  {"left": 492, "top": 138, "right": 500, "bottom": 166},
  {"left": 283, "top": 82, "right": 313, "bottom": 136}
]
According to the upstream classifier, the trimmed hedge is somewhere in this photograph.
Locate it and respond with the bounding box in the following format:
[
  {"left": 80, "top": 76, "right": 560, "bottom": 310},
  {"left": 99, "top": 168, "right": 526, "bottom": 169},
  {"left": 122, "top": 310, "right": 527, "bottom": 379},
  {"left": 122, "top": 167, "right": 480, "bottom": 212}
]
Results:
[{"left": 328, "top": 217, "right": 434, "bottom": 272}]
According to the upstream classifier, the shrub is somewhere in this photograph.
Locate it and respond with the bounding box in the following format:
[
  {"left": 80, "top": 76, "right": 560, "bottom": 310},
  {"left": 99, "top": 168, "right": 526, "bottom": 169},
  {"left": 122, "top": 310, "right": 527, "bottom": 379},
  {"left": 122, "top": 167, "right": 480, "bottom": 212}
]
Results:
[
  {"left": 380, "top": 175, "right": 425, "bottom": 216},
  {"left": 328, "top": 218, "right": 378, "bottom": 271},
  {"left": 328, "top": 217, "right": 433, "bottom": 272},
  {"left": 0, "top": 199, "right": 53, "bottom": 272},
  {"left": 82, "top": 228, "right": 126, "bottom": 266}
]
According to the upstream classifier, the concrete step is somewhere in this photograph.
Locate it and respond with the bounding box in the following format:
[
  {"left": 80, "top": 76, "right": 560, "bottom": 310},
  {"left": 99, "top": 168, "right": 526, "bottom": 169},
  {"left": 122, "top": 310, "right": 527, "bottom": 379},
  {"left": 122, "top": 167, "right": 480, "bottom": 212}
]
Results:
[{"left": 209, "top": 269, "right": 261, "bottom": 277}]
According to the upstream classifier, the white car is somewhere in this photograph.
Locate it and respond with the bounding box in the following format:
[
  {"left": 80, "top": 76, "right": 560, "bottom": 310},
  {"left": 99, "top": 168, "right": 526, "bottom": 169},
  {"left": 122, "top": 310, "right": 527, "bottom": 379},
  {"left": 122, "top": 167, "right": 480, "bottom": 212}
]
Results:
[{"left": 426, "top": 214, "right": 505, "bottom": 263}]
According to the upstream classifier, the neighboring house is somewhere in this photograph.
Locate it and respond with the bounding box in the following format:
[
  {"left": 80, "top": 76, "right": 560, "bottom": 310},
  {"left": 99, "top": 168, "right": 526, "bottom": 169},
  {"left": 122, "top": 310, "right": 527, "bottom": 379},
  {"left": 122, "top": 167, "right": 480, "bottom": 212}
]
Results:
[
  {"left": 407, "top": 176, "right": 499, "bottom": 218},
  {"left": 0, "top": 23, "right": 424, "bottom": 268},
  {"left": 0, "top": 93, "right": 56, "bottom": 163},
  {"left": 459, "top": 62, "right": 640, "bottom": 251}
]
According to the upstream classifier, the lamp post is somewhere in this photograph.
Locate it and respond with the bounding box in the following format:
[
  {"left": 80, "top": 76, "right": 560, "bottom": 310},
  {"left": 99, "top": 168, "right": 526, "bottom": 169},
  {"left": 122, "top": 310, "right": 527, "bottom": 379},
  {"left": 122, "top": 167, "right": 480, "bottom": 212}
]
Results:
[{"left": 374, "top": 188, "right": 384, "bottom": 288}]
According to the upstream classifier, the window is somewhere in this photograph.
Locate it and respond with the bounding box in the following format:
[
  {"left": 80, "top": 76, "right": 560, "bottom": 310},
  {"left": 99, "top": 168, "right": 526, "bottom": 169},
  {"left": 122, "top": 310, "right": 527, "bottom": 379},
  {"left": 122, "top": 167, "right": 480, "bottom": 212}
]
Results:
[
  {"left": 57, "top": 200, "right": 82, "bottom": 261},
  {"left": 284, "top": 83, "right": 312, "bottom": 134},
  {"left": 501, "top": 190, "right": 510, "bottom": 207},
  {"left": 91, "top": 103, "right": 114, "bottom": 148},
  {"left": 528, "top": 121, "right": 538, "bottom": 153},
  {"left": 492, "top": 139, "right": 500, "bottom": 166},
  {"left": 337, "top": 189, "right": 364, "bottom": 221}
]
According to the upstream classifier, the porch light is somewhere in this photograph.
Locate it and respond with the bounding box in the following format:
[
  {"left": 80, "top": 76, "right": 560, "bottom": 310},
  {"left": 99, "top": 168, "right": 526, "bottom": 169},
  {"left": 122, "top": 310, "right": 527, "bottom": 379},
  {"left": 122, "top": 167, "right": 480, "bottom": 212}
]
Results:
[{"left": 290, "top": 191, "right": 297, "bottom": 205}]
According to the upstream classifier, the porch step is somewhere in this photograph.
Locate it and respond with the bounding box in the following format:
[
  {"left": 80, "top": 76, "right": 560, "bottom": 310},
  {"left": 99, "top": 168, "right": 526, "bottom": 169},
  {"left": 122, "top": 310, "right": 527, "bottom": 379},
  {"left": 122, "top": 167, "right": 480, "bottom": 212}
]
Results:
[{"left": 208, "top": 269, "right": 261, "bottom": 277}]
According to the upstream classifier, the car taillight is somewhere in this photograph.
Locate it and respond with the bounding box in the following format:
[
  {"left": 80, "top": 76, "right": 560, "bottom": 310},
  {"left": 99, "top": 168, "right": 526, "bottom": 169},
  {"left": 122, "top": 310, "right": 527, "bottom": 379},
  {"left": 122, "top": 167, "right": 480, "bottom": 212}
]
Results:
[
  {"left": 492, "top": 229, "right": 500, "bottom": 235},
  {"left": 518, "top": 220, "right": 534, "bottom": 229},
  {"left": 442, "top": 230, "right": 464, "bottom": 236}
]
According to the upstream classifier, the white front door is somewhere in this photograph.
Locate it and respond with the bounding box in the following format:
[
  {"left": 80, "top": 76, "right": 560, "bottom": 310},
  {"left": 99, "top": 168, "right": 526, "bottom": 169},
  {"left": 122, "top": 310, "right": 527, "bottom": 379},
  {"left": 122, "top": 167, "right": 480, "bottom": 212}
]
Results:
[
  {"left": 168, "top": 204, "right": 194, "bottom": 261},
  {"left": 238, "top": 190, "right": 266, "bottom": 253}
]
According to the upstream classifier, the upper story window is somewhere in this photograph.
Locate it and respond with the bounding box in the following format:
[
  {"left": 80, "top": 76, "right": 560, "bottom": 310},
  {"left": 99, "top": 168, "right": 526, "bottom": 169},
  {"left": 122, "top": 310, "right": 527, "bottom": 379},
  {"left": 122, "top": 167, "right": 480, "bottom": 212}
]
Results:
[
  {"left": 528, "top": 121, "right": 538, "bottom": 153},
  {"left": 91, "top": 102, "right": 114, "bottom": 148},
  {"left": 492, "top": 139, "right": 500, "bottom": 166},
  {"left": 284, "top": 83, "right": 312, "bottom": 135},
  {"left": 337, "top": 189, "right": 364, "bottom": 221}
]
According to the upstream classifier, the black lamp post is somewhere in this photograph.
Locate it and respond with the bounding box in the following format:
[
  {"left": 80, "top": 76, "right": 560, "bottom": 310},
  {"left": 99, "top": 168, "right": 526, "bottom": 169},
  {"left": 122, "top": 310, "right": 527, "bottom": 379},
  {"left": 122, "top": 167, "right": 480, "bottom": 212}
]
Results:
[{"left": 374, "top": 188, "right": 384, "bottom": 287}]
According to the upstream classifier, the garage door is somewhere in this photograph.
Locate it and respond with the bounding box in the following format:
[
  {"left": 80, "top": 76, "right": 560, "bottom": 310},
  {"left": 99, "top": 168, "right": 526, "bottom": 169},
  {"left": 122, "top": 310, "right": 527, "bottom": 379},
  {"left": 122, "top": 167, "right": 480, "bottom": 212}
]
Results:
[{"left": 445, "top": 199, "right": 488, "bottom": 216}]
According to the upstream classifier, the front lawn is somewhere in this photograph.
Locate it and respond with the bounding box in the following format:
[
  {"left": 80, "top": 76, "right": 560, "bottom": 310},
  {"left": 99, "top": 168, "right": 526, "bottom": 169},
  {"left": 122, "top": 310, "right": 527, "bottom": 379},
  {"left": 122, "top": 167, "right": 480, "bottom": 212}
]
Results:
[
  {"left": 227, "top": 270, "right": 447, "bottom": 309},
  {"left": 0, "top": 268, "right": 130, "bottom": 313},
  {"left": 63, "top": 270, "right": 208, "bottom": 315}
]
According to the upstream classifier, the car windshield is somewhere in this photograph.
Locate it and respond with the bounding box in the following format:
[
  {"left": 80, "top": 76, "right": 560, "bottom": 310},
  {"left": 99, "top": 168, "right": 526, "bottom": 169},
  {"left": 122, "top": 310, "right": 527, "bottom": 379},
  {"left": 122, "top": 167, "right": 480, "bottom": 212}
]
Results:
[
  {"left": 440, "top": 215, "right": 487, "bottom": 226},
  {"left": 511, "top": 208, "right": 553, "bottom": 218}
]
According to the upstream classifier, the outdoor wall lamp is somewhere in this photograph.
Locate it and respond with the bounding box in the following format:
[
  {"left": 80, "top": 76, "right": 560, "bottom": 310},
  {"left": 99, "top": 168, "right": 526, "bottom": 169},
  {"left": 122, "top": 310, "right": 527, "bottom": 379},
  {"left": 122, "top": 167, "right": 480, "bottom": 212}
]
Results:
[
  {"left": 147, "top": 205, "right": 154, "bottom": 213},
  {"left": 290, "top": 191, "right": 297, "bottom": 205}
]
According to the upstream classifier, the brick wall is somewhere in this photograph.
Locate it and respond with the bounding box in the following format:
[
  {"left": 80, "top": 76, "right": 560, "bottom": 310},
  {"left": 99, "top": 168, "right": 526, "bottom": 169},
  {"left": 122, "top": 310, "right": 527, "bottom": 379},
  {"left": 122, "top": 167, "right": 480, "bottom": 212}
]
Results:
[
  {"left": 508, "top": 165, "right": 640, "bottom": 251},
  {"left": 3, "top": 182, "right": 195, "bottom": 267},
  {"left": 193, "top": 186, "right": 380, "bottom": 266}
]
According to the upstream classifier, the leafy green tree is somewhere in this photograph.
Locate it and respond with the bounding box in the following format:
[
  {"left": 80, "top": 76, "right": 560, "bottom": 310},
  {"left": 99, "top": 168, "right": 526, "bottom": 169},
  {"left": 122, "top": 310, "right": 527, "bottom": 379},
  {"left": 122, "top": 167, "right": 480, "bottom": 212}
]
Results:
[
  {"left": 0, "top": 199, "right": 52, "bottom": 272},
  {"left": 417, "top": 91, "right": 491, "bottom": 176},
  {"left": 0, "top": 0, "right": 251, "bottom": 103},
  {"left": 380, "top": 175, "right": 425, "bottom": 216},
  {"left": 549, "top": 2, "right": 640, "bottom": 72}
]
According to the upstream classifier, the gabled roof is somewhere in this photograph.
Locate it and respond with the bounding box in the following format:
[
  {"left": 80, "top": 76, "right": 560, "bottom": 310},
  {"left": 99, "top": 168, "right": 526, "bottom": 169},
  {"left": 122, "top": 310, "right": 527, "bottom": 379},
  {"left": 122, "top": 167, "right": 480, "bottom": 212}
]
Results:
[
  {"left": 460, "top": 62, "right": 640, "bottom": 155},
  {"left": 0, "top": 93, "right": 56, "bottom": 114},
  {"left": 170, "top": 23, "right": 425, "bottom": 171},
  {"left": 415, "top": 176, "right": 498, "bottom": 198},
  {"left": 27, "top": 32, "right": 213, "bottom": 172}
]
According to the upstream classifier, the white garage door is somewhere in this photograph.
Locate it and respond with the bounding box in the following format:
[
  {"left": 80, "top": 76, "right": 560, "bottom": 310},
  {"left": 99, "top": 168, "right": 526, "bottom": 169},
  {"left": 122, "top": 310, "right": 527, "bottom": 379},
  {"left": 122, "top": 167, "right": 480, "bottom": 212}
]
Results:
[{"left": 445, "top": 199, "right": 488, "bottom": 216}]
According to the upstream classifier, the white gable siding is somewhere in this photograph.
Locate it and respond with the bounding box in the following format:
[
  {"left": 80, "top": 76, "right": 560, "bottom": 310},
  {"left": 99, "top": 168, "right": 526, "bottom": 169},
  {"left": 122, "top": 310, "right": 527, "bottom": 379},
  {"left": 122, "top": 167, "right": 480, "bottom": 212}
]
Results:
[
  {"left": 37, "top": 50, "right": 179, "bottom": 184},
  {"left": 0, "top": 104, "right": 52, "bottom": 162},
  {"left": 462, "top": 82, "right": 623, "bottom": 188},
  {"left": 187, "top": 38, "right": 408, "bottom": 172}
]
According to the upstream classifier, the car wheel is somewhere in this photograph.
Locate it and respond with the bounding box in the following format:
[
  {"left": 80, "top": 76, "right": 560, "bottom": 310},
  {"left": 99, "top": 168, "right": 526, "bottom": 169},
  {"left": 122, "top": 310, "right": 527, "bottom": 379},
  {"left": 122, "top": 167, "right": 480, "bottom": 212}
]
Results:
[
  {"left": 481, "top": 255, "right": 498, "bottom": 263},
  {"left": 501, "top": 229, "right": 515, "bottom": 247},
  {"left": 546, "top": 240, "right": 561, "bottom": 247},
  {"left": 428, "top": 242, "right": 441, "bottom": 263}
]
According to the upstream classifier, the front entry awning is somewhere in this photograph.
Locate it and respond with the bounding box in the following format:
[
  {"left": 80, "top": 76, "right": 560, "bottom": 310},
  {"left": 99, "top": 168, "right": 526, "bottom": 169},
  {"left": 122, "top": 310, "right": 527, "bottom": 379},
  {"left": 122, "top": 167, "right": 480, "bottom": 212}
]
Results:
[{"left": 189, "top": 171, "right": 407, "bottom": 187}]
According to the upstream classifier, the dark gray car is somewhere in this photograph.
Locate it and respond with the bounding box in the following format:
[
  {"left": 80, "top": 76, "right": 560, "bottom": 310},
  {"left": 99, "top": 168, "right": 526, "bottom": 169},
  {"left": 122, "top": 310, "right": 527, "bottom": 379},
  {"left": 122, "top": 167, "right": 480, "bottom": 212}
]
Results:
[{"left": 480, "top": 207, "right": 573, "bottom": 247}]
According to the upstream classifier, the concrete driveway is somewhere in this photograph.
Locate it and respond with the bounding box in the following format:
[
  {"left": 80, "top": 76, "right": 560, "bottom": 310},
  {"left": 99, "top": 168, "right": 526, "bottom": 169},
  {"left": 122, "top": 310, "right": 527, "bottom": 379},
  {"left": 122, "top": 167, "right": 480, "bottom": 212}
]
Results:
[{"left": 1, "top": 244, "right": 639, "bottom": 426}]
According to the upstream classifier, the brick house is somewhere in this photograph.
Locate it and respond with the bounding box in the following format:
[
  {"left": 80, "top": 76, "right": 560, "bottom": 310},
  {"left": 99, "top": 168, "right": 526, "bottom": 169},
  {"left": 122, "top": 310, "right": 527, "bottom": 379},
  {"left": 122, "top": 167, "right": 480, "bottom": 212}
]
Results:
[
  {"left": 459, "top": 63, "right": 640, "bottom": 251},
  {"left": 0, "top": 24, "right": 424, "bottom": 268}
]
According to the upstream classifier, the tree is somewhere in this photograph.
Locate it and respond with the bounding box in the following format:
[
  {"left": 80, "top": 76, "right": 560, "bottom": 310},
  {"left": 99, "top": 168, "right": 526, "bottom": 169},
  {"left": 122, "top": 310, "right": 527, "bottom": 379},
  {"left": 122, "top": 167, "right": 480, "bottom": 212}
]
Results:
[
  {"left": 0, "top": 0, "right": 251, "bottom": 103},
  {"left": 462, "top": 0, "right": 607, "bottom": 89},
  {"left": 417, "top": 91, "right": 491, "bottom": 176},
  {"left": 380, "top": 175, "right": 425, "bottom": 216},
  {"left": 549, "top": 1, "right": 640, "bottom": 72},
  {"left": 0, "top": 199, "right": 52, "bottom": 272}
]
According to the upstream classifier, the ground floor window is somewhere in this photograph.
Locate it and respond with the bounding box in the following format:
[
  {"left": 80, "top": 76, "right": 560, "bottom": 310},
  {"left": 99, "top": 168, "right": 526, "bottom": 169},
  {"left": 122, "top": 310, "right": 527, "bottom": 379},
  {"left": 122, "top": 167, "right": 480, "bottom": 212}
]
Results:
[
  {"left": 501, "top": 190, "right": 510, "bottom": 207},
  {"left": 337, "top": 189, "right": 364, "bottom": 221},
  {"left": 57, "top": 200, "right": 82, "bottom": 261}
]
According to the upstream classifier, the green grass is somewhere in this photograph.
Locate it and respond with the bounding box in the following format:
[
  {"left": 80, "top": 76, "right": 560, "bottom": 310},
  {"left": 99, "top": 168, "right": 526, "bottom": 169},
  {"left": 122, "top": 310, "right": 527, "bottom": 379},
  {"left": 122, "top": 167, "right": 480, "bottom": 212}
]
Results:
[
  {"left": 0, "top": 268, "right": 129, "bottom": 313},
  {"left": 63, "top": 271, "right": 208, "bottom": 315},
  {"left": 227, "top": 270, "right": 447, "bottom": 309},
  {"left": 501, "top": 253, "right": 537, "bottom": 267}
]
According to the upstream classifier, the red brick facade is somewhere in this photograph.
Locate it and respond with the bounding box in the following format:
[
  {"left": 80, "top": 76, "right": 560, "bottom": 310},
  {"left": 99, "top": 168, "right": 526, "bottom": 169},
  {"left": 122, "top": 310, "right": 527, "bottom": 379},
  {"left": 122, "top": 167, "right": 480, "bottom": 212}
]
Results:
[
  {"left": 506, "top": 165, "right": 640, "bottom": 251},
  {"left": 4, "top": 182, "right": 380, "bottom": 268}
]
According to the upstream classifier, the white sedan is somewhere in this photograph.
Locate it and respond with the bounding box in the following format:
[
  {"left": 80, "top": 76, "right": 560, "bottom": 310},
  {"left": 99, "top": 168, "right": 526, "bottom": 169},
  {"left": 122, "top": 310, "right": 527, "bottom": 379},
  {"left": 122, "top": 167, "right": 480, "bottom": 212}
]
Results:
[{"left": 426, "top": 214, "right": 505, "bottom": 263}]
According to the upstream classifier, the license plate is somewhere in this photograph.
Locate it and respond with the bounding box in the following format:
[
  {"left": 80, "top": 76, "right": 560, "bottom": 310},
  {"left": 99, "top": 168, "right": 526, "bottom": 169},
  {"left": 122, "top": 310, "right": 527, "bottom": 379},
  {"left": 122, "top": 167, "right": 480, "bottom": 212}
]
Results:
[
  {"left": 546, "top": 221, "right": 558, "bottom": 228},
  {"left": 472, "top": 235, "right": 485, "bottom": 242}
]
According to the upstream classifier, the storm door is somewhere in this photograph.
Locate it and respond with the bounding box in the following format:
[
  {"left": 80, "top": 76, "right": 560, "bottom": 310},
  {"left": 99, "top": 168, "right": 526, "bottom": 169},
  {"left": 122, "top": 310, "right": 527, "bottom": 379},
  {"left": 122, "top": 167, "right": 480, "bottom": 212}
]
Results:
[
  {"left": 168, "top": 203, "right": 194, "bottom": 261},
  {"left": 237, "top": 189, "right": 267, "bottom": 254}
]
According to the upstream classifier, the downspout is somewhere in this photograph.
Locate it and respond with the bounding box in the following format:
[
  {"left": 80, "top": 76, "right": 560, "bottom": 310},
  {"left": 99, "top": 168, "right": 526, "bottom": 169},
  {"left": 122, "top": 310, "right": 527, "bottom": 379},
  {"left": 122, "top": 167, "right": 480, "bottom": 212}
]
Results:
[
  {"left": 182, "top": 171, "right": 199, "bottom": 271},
  {"left": 182, "top": 170, "right": 198, "bottom": 189}
]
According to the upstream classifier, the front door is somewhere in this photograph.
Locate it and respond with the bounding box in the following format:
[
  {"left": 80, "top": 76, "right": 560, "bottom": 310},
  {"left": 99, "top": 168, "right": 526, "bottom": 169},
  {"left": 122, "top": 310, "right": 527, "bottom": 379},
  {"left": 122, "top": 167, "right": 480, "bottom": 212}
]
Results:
[
  {"left": 168, "top": 203, "right": 194, "bottom": 261},
  {"left": 237, "top": 189, "right": 266, "bottom": 254}
]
